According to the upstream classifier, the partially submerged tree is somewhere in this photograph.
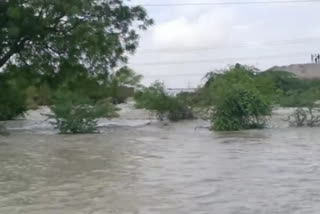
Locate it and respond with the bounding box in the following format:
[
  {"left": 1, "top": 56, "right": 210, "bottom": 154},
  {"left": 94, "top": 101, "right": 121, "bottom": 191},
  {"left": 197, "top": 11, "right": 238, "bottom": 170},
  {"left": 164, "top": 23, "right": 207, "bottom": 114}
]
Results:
[
  {"left": 212, "top": 86, "right": 271, "bottom": 131},
  {"left": 203, "top": 64, "right": 259, "bottom": 106},
  {"left": 135, "top": 81, "right": 194, "bottom": 121},
  {"left": 48, "top": 91, "right": 118, "bottom": 134},
  {"left": 109, "top": 66, "right": 143, "bottom": 104},
  {"left": 110, "top": 66, "right": 143, "bottom": 88},
  {"left": 286, "top": 106, "right": 320, "bottom": 127},
  {"left": 200, "top": 64, "right": 272, "bottom": 131}
]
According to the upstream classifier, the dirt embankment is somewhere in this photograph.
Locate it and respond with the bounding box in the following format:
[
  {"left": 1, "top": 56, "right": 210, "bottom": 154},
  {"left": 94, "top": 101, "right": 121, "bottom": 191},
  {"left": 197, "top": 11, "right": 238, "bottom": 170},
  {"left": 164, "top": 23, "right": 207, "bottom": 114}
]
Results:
[{"left": 269, "top": 63, "right": 320, "bottom": 79}]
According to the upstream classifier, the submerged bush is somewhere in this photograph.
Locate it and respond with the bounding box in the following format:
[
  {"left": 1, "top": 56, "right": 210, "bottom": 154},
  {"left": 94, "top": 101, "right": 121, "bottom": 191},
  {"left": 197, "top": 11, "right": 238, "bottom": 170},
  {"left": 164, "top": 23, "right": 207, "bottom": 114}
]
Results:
[
  {"left": 0, "top": 79, "right": 26, "bottom": 120},
  {"left": 211, "top": 86, "right": 271, "bottom": 131},
  {"left": 286, "top": 106, "right": 320, "bottom": 127},
  {"left": 167, "top": 97, "right": 194, "bottom": 121},
  {"left": 49, "top": 92, "right": 118, "bottom": 134},
  {"left": 135, "top": 81, "right": 194, "bottom": 121}
]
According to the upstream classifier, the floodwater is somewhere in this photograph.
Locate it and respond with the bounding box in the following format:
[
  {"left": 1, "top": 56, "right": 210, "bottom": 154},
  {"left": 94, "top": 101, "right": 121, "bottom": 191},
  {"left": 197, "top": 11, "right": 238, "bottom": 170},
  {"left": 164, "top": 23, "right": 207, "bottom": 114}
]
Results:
[{"left": 1, "top": 120, "right": 320, "bottom": 214}]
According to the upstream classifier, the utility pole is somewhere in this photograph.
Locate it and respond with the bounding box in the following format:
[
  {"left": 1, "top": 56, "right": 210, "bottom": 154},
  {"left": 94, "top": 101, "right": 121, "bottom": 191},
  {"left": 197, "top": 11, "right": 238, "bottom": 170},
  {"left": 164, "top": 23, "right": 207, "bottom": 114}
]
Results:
[{"left": 187, "top": 81, "right": 191, "bottom": 89}]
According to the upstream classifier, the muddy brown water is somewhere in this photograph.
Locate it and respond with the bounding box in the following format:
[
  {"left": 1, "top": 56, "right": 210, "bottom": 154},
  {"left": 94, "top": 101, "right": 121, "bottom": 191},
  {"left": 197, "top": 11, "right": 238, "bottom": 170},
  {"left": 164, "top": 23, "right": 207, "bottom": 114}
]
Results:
[{"left": 1, "top": 120, "right": 320, "bottom": 214}]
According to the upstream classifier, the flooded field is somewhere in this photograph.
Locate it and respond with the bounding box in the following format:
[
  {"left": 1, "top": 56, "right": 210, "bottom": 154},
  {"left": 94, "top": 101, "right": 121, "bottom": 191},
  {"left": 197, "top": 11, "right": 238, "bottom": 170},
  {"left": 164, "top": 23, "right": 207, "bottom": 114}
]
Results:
[{"left": 1, "top": 120, "right": 320, "bottom": 214}]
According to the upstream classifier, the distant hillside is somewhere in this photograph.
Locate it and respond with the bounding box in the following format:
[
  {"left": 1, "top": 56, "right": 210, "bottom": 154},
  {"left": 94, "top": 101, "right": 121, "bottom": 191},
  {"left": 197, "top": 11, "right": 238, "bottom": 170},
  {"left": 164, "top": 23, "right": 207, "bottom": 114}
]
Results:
[{"left": 268, "top": 63, "right": 320, "bottom": 79}]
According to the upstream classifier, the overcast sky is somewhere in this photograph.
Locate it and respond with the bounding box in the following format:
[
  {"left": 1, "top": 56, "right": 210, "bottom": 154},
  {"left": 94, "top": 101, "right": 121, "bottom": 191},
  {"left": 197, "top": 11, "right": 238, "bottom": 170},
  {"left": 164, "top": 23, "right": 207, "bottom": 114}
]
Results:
[{"left": 127, "top": 0, "right": 320, "bottom": 88}]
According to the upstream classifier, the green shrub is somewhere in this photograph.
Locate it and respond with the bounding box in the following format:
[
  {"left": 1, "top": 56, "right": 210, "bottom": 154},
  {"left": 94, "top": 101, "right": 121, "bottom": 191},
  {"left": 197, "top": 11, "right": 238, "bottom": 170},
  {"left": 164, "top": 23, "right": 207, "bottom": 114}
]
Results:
[
  {"left": 176, "top": 91, "right": 200, "bottom": 108},
  {"left": 211, "top": 86, "right": 271, "bottom": 131},
  {"left": 135, "top": 81, "right": 169, "bottom": 120},
  {"left": 256, "top": 70, "right": 320, "bottom": 107},
  {"left": 167, "top": 96, "right": 194, "bottom": 121},
  {"left": 135, "top": 81, "right": 194, "bottom": 121},
  {"left": 279, "top": 87, "right": 320, "bottom": 107},
  {"left": 49, "top": 91, "right": 118, "bottom": 134},
  {"left": 0, "top": 79, "right": 26, "bottom": 120}
]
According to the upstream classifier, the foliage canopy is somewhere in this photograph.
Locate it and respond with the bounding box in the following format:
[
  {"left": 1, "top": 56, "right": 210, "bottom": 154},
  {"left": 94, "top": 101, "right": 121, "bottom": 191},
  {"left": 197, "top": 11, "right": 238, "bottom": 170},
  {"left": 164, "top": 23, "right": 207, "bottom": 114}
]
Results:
[
  {"left": 0, "top": 0, "right": 153, "bottom": 77},
  {"left": 0, "top": 0, "right": 152, "bottom": 126}
]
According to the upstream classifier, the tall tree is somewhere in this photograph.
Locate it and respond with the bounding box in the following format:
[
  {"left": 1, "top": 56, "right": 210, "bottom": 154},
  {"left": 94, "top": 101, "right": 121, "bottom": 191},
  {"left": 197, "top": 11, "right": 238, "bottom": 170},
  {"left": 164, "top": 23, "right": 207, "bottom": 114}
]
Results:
[
  {"left": 110, "top": 66, "right": 143, "bottom": 88},
  {"left": 109, "top": 66, "right": 143, "bottom": 103},
  {"left": 0, "top": 0, "right": 153, "bottom": 76}
]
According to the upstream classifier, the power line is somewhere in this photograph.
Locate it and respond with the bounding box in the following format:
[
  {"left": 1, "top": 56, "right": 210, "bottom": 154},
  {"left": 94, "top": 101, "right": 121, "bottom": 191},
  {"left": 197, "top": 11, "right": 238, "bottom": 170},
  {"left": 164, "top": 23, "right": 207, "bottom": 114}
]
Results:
[
  {"left": 130, "top": 52, "right": 308, "bottom": 66},
  {"left": 143, "top": 72, "right": 207, "bottom": 78},
  {"left": 140, "top": 0, "right": 320, "bottom": 7},
  {"left": 137, "top": 37, "right": 320, "bottom": 54}
]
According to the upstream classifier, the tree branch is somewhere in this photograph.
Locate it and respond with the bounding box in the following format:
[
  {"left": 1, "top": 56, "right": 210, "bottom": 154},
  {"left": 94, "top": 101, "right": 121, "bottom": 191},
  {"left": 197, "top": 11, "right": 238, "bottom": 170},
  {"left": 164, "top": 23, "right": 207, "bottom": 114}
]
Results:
[{"left": 0, "top": 38, "right": 29, "bottom": 68}]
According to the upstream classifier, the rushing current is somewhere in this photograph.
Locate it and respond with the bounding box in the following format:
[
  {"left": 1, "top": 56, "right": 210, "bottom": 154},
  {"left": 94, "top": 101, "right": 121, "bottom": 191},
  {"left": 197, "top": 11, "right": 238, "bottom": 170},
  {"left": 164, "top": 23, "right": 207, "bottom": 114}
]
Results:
[{"left": 1, "top": 119, "right": 320, "bottom": 214}]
